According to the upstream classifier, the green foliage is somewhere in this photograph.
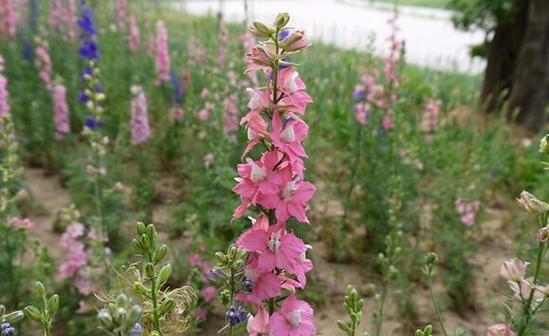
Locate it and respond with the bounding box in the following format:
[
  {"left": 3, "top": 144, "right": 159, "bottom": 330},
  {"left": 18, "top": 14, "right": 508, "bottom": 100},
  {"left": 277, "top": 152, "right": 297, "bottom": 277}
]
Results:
[{"left": 337, "top": 286, "right": 368, "bottom": 336}]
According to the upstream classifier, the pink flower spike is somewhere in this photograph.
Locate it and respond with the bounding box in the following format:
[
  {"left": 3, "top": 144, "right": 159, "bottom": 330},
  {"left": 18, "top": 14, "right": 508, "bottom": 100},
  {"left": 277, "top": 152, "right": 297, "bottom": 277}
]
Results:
[
  {"left": 269, "top": 295, "right": 316, "bottom": 336},
  {"left": 130, "top": 86, "right": 151, "bottom": 145},
  {"left": 52, "top": 84, "right": 71, "bottom": 140},
  {"left": 487, "top": 323, "right": 516, "bottom": 336}
]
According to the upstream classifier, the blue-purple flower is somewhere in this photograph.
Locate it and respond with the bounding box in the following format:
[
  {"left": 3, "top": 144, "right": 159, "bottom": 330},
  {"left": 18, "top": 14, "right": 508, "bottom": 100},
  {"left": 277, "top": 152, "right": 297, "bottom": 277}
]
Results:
[{"left": 225, "top": 306, "right": 249, "bottom": 327}]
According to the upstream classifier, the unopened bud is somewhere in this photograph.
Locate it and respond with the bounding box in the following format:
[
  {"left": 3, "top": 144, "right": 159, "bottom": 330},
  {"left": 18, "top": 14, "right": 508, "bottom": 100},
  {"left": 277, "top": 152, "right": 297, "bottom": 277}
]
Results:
[
  {"left": 517, "top": 191, "right": 549, "bottom": 214},
  {"left": 275, "top": 13, "right": 290, "bottom": 29},
  {"left": 540, "top": 134, "right": 549, "bottom": 154},
  {"left": 249, "top": 21, "right": 273, "bottom": 38}
]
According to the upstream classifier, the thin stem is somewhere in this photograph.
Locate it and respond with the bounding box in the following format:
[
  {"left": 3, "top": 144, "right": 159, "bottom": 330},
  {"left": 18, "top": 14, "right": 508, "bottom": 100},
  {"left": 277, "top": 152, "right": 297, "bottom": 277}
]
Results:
[
  {"left": 272, "top": 28, "right": 280, "bottom": 105},
  {"left": 147, "top": 252, "right": 162, "bottom": 335},
  {"left": 428, "top": 276, "right": 449, "bottom": 336},
  {"left": 517, "top": 241, "right": 545, "bottom": 336},
  {"left": 373, "top": 282, "right": 388, "bottom": 336},
  {"left": 342, "top": 124, "right": 363, "bottom": 226}
]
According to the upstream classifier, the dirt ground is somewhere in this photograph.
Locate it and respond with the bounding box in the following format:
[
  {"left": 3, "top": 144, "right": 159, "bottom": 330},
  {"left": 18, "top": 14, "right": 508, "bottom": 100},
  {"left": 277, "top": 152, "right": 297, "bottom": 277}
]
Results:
[{"left": 23, "top": 167, "right": 516, "bottom": 336}]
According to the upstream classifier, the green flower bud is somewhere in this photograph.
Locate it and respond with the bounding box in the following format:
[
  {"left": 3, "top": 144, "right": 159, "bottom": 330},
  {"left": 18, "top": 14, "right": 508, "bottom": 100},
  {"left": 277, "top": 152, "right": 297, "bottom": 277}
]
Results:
[
  {"left": 129, "top": 305, "right": 142, "bottom": 323},
  {"left": 47, "top": 294, "right": 59, "bottom": 313},
  {"left": 4, "top": 310, "right": 25, "bottom": 324},
  {"left": 275, "top": 13, "right": 290, "bottom": 29},
  {"left": 0, "top": 304, "right": 5, "bottom": 316},
  {"left": 145, "top": 263, "right": 155, "bottom": 279},
  {"left": 34, "top": 281, "right": 46, "bottom": 297},
  {"left": 249, "top": 21, "right": 273, "bottom": 38},
  {"left": 97, "top": 309, "right": 113, "bottom": 327},
  {"left": 539, "top": 134, "right": 548, "bottom": 154},
  {"left": 154, "top": 244, "right": 168, "bottom": 264},
  {"left": 157, "top": 264, "right": 172, "bottom": 286},
  {"left": 24, "top": 306, "right": 42, "bottom": 322},
  {"left": 137, "top": 222, "right": 147, "bottom": 235},
  {"left": 116, "top": 294, "right": 128, "bottom": 308}
]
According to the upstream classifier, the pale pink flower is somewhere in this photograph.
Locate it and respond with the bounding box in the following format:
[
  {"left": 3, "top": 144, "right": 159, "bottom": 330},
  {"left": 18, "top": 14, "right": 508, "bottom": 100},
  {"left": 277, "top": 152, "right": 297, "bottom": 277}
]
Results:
[
  {"left": 500, "top": 258, "right": 528, "bottom": 282},
  {"left": 64, "top": 0, "right": 77, "bottom": 41},
  {"left": 171, "top": 106, "right": 184, "bottom": 121},
  {"left": 115, "top": 0, "right": 128, "bottom": 30},
  {"left": 49, "top": 0, "right": 64, "bottom": 32},
  {"left": 242, "top": 31, "right": 259, "bottom": 86},
  {"left": 57, "top": 241, "right": 88, "bottom": 280},
  {"left": 247, "top": 306, "right": 269, "bottom": 336},
  {"left": 382, "top": 114, "right": 394, "bottom": 130},
  {"left": 487, "top": 324, "right": 516, "bottom": 336},
  {"left": 203, "top": 153, "right": 215, "bottom": 167},
  {"left": 0, "top": 58, "right": 10, "bottom": 130},
  {"left": 421, "top": 99, "right": 440, "bottom": 134},
  {"left": 35, "top": 40, "right": 53, "bottom": 89},
  {"left": 0, "top": 0, "right": 17, "bottom": 39},
  {"left": 245, "top": 43, "right": 276, "bottom": 73},
  {"left": 195, "top": 307, "right": 208, "bottom": 321},
  {"left": 127, "top": 15, "right": 140, "bottom": 53},
  {"left": 154, "top": 21, "right": 170, "bottom": 85},
  {"left": 130, "top": 86, "right": 151, "bottom": 145},
  {"left": 269, "top": 295, "right": 315, "bottom": 336},
  {"left": 52, "top": 84, "right": 71, "bottom": 140},
  {"left": 7, "top": 217, "right": 34, "bottom": 229},
  {"left": 280, "top": 29, "right": 312, "bottom": 52},
  {"left": 455, "top": 198, "right": 480, "bottom": 226},
  {"left": 224, "top": 95, "right": 239, "bottom": 134},
  {"left": 197, "top": 102, "right": 213, "bottom": 121},
  {"left": 199, "top": 286, "right": 217, "bottom": 303},
  {"left": 216, "top": 21, "right": 228, "bottom": 68},
  {"left": 538, "top": 226, "right": 549, "bottom": 243},
  {"left": 277, "top": 67, "right": 313, "bottom": 115}
]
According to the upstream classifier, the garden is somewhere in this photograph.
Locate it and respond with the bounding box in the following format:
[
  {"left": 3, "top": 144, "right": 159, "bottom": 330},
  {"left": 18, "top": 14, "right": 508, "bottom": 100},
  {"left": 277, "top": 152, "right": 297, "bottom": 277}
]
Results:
[{"left": 0, "top": 0, "right": 547, "bottom": 335}]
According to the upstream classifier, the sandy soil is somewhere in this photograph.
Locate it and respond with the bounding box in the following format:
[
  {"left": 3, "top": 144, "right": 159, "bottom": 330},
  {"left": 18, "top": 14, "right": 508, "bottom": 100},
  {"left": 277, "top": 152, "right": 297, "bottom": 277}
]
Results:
[{"left": 22, "top": 167, "right": 515, "bottom": 336}]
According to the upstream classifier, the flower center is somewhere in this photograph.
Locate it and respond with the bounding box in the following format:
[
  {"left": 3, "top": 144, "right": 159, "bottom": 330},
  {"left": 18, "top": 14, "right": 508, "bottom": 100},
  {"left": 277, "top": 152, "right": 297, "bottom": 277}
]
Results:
[
  {"left": 268, "top": 230, "right": 282, "bottom": 253},
  {"left": 287, "top": 309, "right": 302, "bottom": 328},
  {"left": 249, "top": 160, "right": 267, "bottom": 182},
  {"left": 282, "top": 180, "right": 297, "bottom": 202},
  {"left": 279, "top": 124, "right": 296, "bottom": 143}
]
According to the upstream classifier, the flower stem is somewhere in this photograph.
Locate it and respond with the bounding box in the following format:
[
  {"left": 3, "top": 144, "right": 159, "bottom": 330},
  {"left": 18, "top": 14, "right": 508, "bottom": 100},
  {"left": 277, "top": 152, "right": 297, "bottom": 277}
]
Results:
[{"left": 428, "top": 275, "right": 449, "bottom": 336}]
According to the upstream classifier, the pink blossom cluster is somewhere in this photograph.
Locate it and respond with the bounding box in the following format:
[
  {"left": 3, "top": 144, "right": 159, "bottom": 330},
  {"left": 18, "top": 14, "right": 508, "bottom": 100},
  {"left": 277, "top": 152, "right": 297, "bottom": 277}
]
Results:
[
  {"left": 216, "top": 20, "right": 229, "bottom": 69},
  {"left": 52, "top": 83, "right": 71, "bottom": 140},
  {"left": 58, "top": 222, "right": 106, "bottom": 295},
  {"left": 130, "top": 85, "right": 150, "bottom": 145},
  {"left": 154, "top": 20, "right": 170, "bottom": 85},
  {"left": 35, "top": 38, "right": 53, "bottom": 90},
  {"left": 487, "top": 324, "right": 516, "bottom": 336},
  {"left": 187, "top": 37, "right": 208, "bottom": 65},
  {"left": 223, "top": 94, "right": 239, "bottom": 136},
  {"left": 115, "top": 0, "right": 128, "bottom": 31},
  {"left": 65, "top": 0, "right": 77, "bottom": 41},
  {"left": 0, "top": 0, "right": 17, "bottom": 39},
  {"left": 384, "top": 12, "right": 402, "bottom": 90},
  {"left": 128, "top": 15, "right": 140, "bottom": 53},
  {"left": 241, "top": 31, "right": 259, "bottom": 87},
  {"left": 231, "top": 19, "right": 316, "bottom": 335},
  {"left": 7, "top": 217, "right": 34, "bottom": 229},
  {"left": 352, "top": 73, "right": 383, "bottom": 125},
  {"left": 421, "top": 99, "right": 440, "bottom": 141},
  {"left": 49, "top": 0, "right": 65, "bottom": 32},
  {"left": 0, "top": 54, "right": 10, "bottom": 128},
  {"left": 197, "top": 88, "right": 213, "bottom": 121},
  {"left": 454, "top": 197, "right": 480, "bottom": 226}
]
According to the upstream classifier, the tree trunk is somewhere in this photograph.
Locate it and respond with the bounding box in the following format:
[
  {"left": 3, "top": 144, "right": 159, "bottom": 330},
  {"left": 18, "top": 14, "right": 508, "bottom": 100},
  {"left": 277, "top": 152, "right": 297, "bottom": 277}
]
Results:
[
  {"left": 481, "top": 0, "right": 529, "bottom": 112},
  {"left": 507, "top": 0, "right": 549, "bottom": 130}
]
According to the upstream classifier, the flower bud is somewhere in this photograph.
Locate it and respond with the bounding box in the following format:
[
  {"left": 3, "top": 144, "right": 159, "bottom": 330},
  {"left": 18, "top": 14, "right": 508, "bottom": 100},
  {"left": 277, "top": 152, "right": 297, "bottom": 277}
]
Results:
[
  {"left": 47, "top": 295, "right": 59, "bottom": 313},
  {"left": 159, "top": 298, "right": 175, "bottom": 315},
  {"left": 97, "top": 309, "right": 113, "bottom": 327},
  {"left": 249, "top": 21, "right": 273, "bottom": 38},
  {"left": 4, "top": 310, "right": 24, "bottom": 324},
  {"left": 34, "top": 281, "right": 46, "bottom": 297},
  {"left": 280, "top": 30, "right": 312, "bottom": 52},
  {"left": 516, "top": 191, "right": 549, "bottom": 214},
  {"left": 154, "top": 244, "right": 168, "bottom": 264},
  {"left": 157, "top": 264, "right": 172, "bottom": 286},
  {"left": 24, "top": 306, "right": 42, "bottom": 321},
  {"left": 116, "top": 294, "right": 128, "bottom": 308},
  {"left": 275, "top": 13, "right": 290, "bottom": 29}
]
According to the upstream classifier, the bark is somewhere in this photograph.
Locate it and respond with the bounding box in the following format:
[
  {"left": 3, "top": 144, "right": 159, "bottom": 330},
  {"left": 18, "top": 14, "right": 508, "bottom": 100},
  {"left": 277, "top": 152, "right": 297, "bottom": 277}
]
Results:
[
  {"left": 480, "top": 0, "right": 529, "bottom": 112},
  {"left": 507, "top": 0, "right": 549, "bottom": 130}
]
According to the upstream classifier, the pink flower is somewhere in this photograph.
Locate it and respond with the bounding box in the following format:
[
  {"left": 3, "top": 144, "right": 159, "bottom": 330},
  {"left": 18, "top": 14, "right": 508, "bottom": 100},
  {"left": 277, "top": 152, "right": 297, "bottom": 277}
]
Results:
[
  {"left": 171, "top": 106, "right": 184, "bottom": 121},
  {"left": 52, "top": 84, "right": 70, "bottom": 140},
  {"left": 277, "top": 67, "right": 312, "bottom": 115},
  {"left": 487, "top": 324, "right": 516, "bottom": 336},
  {"left": 7, "top": 217, "right": 34, "bottom": 229},
  {"left": 216, "top": 21, "right": 228, "bottom": 68},
  {"left": 269, "top": 295, "right": 315, "bottom": 336},
  {"left": 49, "top": 0, "right": 64, "bottom": 32},
  {"left": 257, "top": 166, "right": 316, "bottom": 224},
  {"left": 35, "top": 43, "right": 53, "bottom": 90},
  {"left": 199, "top": 286, "right": 217, "bottom": 303},
  {"left": 382, "top": 114, "right": 394, "bottom": 130},
  {"left": 0, "top": 0, "right": 17, "bottom": 39},
  {"left": 195, "top": 307, "right": 209, "bottom": 321},
  {"left": 271, "top": 112, "right": 308, "bottom": 165},
  {"left": 280, "top": 30, "right": 312, "bottom": 52},
  {"left": 64, "top": 0, "right": 77, "bottom": 42},
  {"left": 57, "top": 241, "right": 88, "bottom": 280},
  {"left": 115, "top": 0, "right": 128, "bottom": 30},
  {"left": 538, "top": 226, "right": 549, "bottom": 243},
  {"left": 203, "top": 153, "right": 215, "bottom": 167},
  {"left": 197, "top": 102, "right": 213, "bottom": 121},
  {"left": 245, "top": 43, "right": 276, "bottom": 73},
  {"left": 234, "top": 151, "right": 282, "bottom": 206},
  {"left": 0, "top": 60, "right": 10, "bottom": 130},
  {"left": 500, "top": 258, "right": 528, "bottom": 282},
  {"left": 154, "top": 21, "right": 170, "bottom": 85},
  {"left": 237, "top": 222, "right": 307, "bottom": 276},
  {"left": 247, "top": 306, "right": 269, "bottom": 336},
  {"left": 236, "top": 267, "right": 282, "bottom": 305},
  {"left": 128, "top": 15, "right": 140, "bottom": 53},
  {"left": 224, "top": 95, "right": 239, "bottom": 134},
  {"left": 421, "top": 99, "right": 439, "bottom": 134},
  {"left": 130, "top": 86, "right": 151, "bottom": 145},
  {"left": 455, "top": 198, "right": 480, "bottom": 226}
]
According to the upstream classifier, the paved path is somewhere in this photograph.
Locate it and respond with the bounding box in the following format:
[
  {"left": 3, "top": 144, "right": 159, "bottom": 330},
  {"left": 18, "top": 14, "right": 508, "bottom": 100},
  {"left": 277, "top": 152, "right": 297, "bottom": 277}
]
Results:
[{"left": 173, "top": 0, "right": 485, "bottom": 73}]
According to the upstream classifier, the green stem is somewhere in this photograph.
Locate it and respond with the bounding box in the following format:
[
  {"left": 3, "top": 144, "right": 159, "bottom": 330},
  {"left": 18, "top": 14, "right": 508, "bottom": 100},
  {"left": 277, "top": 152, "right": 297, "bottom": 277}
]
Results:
[
  {"left": 373, "top": 282, "right": 387, "bottom": 336},
  {"left": 428, "top": 276, "right": 449, "bottom": 336},
  {"left": 342, "top": 125, "right": 363, "bottom": 226},
  {"left": 517, "top": 241, "right": 545, "bottom": 336},
  {"left": 272, "top": 29, "right": 280, "bottom": 105}
]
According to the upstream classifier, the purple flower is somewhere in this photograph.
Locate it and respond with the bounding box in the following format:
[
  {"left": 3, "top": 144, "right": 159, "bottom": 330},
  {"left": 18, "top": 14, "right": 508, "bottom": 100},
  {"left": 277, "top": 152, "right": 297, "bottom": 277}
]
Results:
[
  {"left": 1, "top": 321, "right": 16, "bottom": 336},
  {"left": 225, "top": 306, "right": 249, "bottom": 327},
  {"left": 85, "top": 116, "right": 100, "bottom": 130},
  {"left": 79, "top": 39, "right": 99, "bottom": 60}
]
